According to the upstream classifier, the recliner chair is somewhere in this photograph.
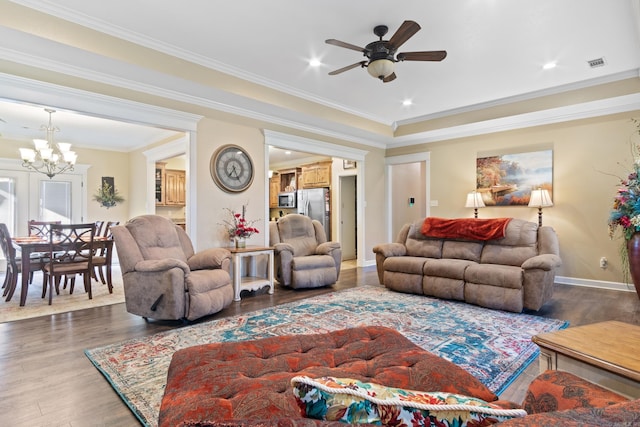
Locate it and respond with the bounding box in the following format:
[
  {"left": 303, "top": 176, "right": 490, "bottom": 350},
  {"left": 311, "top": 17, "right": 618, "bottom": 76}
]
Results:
[
  {"left": 269, "top": 214, "right": 342, "bottom": 289},
  {"left": 111, "top": 215, "right": 234, "bottom": 321}
]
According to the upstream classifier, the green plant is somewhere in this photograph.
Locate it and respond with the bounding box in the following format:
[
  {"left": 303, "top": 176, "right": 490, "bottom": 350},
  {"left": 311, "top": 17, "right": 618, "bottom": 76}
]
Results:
[{"left": 93, "top": 181, "right": 124, "bottom": 209}]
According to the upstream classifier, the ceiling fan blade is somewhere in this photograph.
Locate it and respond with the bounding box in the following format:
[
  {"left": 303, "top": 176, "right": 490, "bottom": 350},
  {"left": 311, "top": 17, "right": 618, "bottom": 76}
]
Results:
[
  {"left": 325, "top": 39, "right": 367, "bottom": 53},
  {"left": 382, "top": 72, "right": 397, "bottom": 83},
  {"left": 387, "top": 20, "right": 421, "bottom": 50},
  {"left": 397, "top": 51, "right": 447, "bottom": 62},
  {"left": 328, "top": 61, "right": 367, "bottom": 75}
]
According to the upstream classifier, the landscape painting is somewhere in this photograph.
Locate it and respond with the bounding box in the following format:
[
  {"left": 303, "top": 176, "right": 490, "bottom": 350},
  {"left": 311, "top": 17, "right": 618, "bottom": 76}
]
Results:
[{"left": 476, "top": 149, "right": 553, "bottom": 206}]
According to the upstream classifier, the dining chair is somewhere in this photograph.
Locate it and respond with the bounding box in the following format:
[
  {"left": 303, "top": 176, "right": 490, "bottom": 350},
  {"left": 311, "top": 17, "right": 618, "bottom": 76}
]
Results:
[
  {"left": 92, "top": 220, "right": 119, "bottom": 291},
  {"left": 0, "top": 223, "right": 44, "bottom": 302},
  {"left": 41, "top": 223, "right": 96, "bottom": 305},
  {"left": 28, "top": 220, "right": 62, "bottom": 238},
  {"left": 94, "top": 220, "right": 105, "bottom": 238},
  {"left": 26, "top": 220, "right": 62, "bottom": 284}
]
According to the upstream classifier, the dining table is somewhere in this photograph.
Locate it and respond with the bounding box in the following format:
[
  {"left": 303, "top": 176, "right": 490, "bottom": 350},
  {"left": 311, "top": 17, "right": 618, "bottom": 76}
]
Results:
[{"left": 11, "top": 235, "right": 113, "bottom": 306}]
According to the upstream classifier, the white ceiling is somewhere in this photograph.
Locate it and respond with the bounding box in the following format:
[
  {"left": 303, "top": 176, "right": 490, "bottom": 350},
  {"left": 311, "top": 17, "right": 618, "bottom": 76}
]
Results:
[{"left": 1, "top": 0, "right": 640, "bottom": 153}]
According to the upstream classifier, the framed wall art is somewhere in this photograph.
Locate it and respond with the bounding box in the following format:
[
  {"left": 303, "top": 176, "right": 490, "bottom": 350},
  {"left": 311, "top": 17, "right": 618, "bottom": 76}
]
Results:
[
  {"left": 476, "top": 149, "right": 553, "bottom": 207},
  {"left": 343, "top": 159, "right": 356, "bottom": 169}
]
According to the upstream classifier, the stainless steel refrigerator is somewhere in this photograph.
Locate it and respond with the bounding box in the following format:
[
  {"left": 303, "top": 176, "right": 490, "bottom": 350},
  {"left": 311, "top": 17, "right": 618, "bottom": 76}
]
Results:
[{"left": 297, "top": 187, "right": 330, "bottom": 239}]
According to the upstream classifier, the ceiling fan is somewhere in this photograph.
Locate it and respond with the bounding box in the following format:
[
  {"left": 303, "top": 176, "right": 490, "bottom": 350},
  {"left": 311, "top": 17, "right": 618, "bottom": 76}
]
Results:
[{"left": 325, "top": 20, "right": 447, "bottom": 83}]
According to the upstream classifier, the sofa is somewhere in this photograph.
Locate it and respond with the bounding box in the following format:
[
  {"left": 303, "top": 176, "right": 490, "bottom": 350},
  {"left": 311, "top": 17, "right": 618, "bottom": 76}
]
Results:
[
  {"left": 158, "top": 326, "right": 637, "bottom": 426},
  {"left": 373, "top": 217, "right": 562, "bottom": 312}
]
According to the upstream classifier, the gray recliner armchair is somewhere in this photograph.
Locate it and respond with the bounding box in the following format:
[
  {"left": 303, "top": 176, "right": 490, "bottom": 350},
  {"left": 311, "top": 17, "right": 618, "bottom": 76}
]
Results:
[
  {"left": 111, "top": 215, "right": 234, "bottom": 321},
  {"left": 269, "top": 214, "right": 342, "bottom": 289}
]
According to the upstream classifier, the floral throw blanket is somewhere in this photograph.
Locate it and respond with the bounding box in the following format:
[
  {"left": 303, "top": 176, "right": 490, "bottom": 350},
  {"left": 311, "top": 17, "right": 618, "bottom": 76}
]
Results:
[{"left": 421, "top": 217, "right": 512, "bottom": 241}]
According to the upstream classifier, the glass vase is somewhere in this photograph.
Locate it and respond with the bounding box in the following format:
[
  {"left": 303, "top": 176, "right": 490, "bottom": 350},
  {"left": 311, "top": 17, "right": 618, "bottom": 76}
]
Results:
[{"left": 235, "top": 236, "right": 246, "bottom": 249}]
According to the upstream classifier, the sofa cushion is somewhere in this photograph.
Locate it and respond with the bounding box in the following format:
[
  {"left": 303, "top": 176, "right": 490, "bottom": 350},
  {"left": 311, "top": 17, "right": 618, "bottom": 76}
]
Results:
[
  {"left": 291, "top": 376, "right": 526, "bottom": 425},
  {"left": 126, "top": 215, "right": 188, "bottom": 262},
  {"left": 481, "top": 220, "right": 538, "bottom": 267},
  {"left": 384, "top": 256, "right": 428, "bottom": 275},
  {"left": 442, "top": 240, "right": 484, "bottom": 262},
  {"left": 158, "top": 326, "right": 502, "bottom": 426},
  {"left": 465, "top": 264, "right": 523, "bottom": 289},
  {"left": 424, "top": 258, "right": 476, "bottom": 280},
  {"left": 405, "top": 220, "right": 443, "bottom": 258},
  {"left": 293, "top": 255, "right": 335, "bottom": 270}
]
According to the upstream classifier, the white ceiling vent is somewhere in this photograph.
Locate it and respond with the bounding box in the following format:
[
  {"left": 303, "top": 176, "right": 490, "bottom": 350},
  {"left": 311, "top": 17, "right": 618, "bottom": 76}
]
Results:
[{"left": 587, "top": 57, "right": 606, "bottom": 68}]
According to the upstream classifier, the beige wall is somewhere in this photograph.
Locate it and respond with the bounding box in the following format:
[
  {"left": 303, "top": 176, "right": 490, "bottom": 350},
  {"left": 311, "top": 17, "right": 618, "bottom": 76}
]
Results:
[
  {"left": 194, "top": 118, "right": 266, "bottom": 250},
  {"left": 388, "top": 113, "right": 640, "bottom": 286}
]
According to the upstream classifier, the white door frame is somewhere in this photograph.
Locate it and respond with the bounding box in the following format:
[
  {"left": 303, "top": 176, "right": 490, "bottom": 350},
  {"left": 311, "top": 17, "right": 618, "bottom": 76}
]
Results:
[{"left": 263, "top": 130, "right": 368, "bottom": 267}]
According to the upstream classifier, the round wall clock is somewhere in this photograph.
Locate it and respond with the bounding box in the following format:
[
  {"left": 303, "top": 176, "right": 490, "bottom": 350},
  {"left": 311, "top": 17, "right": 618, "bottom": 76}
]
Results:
[{"left": 210, "top": 144, "right": 255, "bottom": 193}]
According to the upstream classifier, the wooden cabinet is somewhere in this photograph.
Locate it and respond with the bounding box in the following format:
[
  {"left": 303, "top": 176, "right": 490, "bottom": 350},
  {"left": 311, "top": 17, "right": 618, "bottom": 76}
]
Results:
[
  {"left": 269, "top": 173, "right": 280, "bottom": 208},
  {"left": 278, "top": 168, "right": 300, "bottom": 192},
  {"left": 156, "top": 163, "right": 186, "bottom": 206},
  {"left": 301, "top": 161, "right": 332, "bottom": 188},
  {"left": 165, "top": 170, "right": 186, "bottom": 205},
  {"left": 269, "top": 168, "right": 302, "bottom": 208}
]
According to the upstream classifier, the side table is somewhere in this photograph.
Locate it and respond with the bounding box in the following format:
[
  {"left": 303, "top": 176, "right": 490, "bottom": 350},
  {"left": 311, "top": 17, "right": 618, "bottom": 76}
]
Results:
[
  {"left": 229, "top": 246, "right": 274, "bottom": 301},
  {"left": 532, "top": 320, "right": 640, "bottom": 398}
]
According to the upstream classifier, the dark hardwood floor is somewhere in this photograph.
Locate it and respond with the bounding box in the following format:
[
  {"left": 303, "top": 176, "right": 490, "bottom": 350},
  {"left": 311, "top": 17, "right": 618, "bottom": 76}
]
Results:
[{"left": 0, "top": 265, "right": 638, "bottom": 426}]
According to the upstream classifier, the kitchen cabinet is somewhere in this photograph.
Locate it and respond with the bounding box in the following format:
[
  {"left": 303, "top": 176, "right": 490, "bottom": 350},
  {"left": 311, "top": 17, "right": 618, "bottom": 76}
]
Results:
[
  {"left": 301, "top": 161, "right": 332, "bottom": 188},
  {"left": 156, "top": 162, "right": 186, "bottom": 206},
  {"left": 278, "top": 168, "right": 300, "bottom": 192},
  {"left": 165, "top": 169, "right": 186, "bottom": 205},
  {"left": 269, "top": 173, "right": 280, "bottom": 208}
]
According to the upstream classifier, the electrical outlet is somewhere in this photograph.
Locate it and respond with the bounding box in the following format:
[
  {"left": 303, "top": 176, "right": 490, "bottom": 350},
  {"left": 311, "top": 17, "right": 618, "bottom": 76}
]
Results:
[{"left": 600, "top": 257, "right": 608, "bottom": 269}]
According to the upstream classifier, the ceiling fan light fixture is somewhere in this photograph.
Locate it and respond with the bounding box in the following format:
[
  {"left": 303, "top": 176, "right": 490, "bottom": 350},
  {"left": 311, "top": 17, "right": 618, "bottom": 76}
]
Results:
[{"left": 367, "top": 59, "right": 394, "bottom": 80}]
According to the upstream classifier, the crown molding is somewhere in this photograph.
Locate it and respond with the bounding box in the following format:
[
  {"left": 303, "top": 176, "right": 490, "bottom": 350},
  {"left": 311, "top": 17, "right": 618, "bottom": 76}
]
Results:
[{"left": 388, "top": 92, "right": 640, "bottom": 148}]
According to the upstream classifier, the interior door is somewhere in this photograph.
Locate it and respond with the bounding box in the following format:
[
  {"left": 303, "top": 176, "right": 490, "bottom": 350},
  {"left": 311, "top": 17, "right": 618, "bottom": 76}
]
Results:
[{"left": 340, "top": 175, "right": 357, "bottom": 260}]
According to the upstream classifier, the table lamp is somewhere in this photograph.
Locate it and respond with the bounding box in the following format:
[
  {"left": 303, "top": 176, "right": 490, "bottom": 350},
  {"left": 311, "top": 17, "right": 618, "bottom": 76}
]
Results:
[
  {"left": 465, "top": 191, "right": 485, "bottom": 218},
  {"left": 528, "top": 188, "right": 553, "bottom": 226}
]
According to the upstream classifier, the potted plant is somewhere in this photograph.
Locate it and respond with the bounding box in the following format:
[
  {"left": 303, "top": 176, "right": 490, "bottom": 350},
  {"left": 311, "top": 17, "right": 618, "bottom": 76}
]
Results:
[
  {"left": 608, "top": 118, "right": 640, "bottom": 297},
  {"left": 221, "top": 205, "right": 259, "bottom": 248}
]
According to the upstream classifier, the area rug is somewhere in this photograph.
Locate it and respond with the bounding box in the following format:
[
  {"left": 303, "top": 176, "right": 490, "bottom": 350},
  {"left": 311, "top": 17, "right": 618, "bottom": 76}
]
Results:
[
  {"left": 85, "top": 286, "right": 568, "bottom": 427},
  {"left": 0, "top": 266, "right": 125, "bottom": 323}
]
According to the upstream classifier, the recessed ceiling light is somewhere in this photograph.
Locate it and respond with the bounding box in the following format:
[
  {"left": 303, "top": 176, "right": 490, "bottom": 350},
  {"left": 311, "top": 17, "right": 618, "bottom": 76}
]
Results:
[
  {"left": 402, "top": 99, "right": 413, "bottom": 107},
  {"left": 285, "top": 151, "right": 291, "bottom": 155},
  {"left": 542, "top": 62, "right": 557, "bottom": 70},
  {"left": 309, "top": 58, "right": 321, "bottom": 67}
]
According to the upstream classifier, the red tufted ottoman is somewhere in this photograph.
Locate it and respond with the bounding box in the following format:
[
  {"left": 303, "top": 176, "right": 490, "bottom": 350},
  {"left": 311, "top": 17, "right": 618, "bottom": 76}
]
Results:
[{"left": 158, "top": 326, "right": 512, "bottom": 426}]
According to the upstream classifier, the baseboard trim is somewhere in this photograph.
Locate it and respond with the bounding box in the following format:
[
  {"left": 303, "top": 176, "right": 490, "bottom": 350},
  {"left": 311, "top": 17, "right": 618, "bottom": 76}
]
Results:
[{"left": 555, "top": 275, "right": 637, "bottom": 293}]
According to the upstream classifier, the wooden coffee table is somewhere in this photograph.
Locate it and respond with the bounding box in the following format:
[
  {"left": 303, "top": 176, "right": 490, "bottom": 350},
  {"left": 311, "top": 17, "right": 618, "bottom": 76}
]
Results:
[{"left": 533, "top": 320, "right": 640, "bottom": 398}]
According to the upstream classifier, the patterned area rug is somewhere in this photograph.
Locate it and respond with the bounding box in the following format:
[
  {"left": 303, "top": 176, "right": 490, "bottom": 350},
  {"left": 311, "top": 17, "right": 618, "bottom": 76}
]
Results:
[{"left": 85, "top": 286, "right": 568, "bottom": 427}]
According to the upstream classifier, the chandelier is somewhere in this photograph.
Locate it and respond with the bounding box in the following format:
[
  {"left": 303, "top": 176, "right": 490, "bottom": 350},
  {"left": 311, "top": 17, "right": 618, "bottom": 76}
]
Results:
[{"left": 19, "top": 108, "right": 77, "bottom": 179}]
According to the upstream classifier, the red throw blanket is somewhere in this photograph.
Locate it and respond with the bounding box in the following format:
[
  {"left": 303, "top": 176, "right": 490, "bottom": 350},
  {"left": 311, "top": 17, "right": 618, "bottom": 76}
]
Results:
[{"left": 421, "top": 217, "right": 512, "bottom": 241}]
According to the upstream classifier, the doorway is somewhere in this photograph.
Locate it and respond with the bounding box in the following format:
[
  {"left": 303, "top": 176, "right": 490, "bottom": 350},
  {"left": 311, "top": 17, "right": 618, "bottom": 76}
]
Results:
[{"left": 340, "top": 174, "right": 357, "bottom": 260}]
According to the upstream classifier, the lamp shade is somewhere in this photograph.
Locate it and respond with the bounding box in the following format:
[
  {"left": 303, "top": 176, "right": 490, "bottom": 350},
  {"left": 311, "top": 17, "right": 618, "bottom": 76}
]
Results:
[
  {"left": 465, "top": 191, "right": 485, "bottom": 208},
  {"left": 528, "top": 189, "right": 553, "bottom": 208},
  {"left": 367, "top": 59, "right": 394, "bottom": 79}
]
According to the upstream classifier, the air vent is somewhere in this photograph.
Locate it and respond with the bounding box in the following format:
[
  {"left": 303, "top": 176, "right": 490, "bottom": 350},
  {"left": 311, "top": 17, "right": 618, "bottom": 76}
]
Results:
[{"left": 587, "top": 57, "right": 606, "bottom": 68}]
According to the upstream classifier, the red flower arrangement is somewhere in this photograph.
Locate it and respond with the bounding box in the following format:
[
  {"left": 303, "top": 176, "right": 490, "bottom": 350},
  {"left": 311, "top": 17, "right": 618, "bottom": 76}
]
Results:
[{"left": 222, "top": 205, "right": 260, "bottom": 239}]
